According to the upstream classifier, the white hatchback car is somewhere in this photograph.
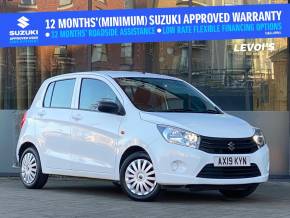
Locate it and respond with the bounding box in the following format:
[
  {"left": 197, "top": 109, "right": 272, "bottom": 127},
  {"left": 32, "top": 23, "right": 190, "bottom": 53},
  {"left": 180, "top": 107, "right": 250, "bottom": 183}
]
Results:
[{"left": 16, "top": 71, "right": 269, "bottom": 201}]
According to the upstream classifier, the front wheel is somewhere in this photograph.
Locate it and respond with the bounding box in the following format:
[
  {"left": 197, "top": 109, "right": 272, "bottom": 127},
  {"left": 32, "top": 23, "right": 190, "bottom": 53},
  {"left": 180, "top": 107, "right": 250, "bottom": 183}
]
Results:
[
  {"left": 219, "top": 184, "right": 259, "bottom": 199},
  {"left": 120, "top": 152, "right": 161, "bottom": 201},
  {"left": 20, "top": 147, "right": 48, "bottom": 189}
]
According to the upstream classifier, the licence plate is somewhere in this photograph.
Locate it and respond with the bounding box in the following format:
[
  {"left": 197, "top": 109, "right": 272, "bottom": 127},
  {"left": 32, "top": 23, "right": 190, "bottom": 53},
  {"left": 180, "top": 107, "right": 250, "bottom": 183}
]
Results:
[{"left": 214, "top": 156, "right": 250, "bottom": 167}]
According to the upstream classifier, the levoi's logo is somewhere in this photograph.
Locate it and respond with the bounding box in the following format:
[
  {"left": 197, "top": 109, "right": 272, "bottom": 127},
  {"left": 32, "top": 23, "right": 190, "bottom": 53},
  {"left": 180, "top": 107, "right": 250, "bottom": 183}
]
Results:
[{"left": 17, "top": 16, "right": 30, "bottom": 29}]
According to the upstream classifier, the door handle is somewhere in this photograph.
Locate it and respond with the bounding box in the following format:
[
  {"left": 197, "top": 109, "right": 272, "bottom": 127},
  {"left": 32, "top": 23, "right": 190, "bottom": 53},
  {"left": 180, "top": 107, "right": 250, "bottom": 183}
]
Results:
[
  {"left": 38, "top": 109, "right": 46, "bottom": 117},
  {"left": 72, "top": 113, "right": 83, "bottom": 121}
]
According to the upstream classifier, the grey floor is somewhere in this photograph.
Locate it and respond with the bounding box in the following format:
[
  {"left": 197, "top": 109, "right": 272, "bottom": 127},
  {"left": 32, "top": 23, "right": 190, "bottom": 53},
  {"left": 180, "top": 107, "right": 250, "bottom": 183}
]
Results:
[{"left": 0, "top": 177, "right": 289, "bottom": 218}]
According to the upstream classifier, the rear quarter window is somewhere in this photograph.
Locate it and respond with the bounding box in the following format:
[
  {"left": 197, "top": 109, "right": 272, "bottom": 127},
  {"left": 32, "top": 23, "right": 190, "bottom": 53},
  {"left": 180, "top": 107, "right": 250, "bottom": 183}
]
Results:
[{"left": 49, "top": 79, "right": 76, "bottom": 109}]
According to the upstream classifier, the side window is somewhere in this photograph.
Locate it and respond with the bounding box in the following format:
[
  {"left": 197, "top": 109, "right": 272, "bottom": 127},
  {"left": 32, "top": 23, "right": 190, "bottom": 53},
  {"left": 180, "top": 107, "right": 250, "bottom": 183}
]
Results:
[
  {"left": 43, "top": 82, "right": 55, "bottom": 108},
  {"left": 50, "top": 79, "right": 75, "bottom": 109},
  {"left": 79, "top": 79, "right": 119, "bottom": 111}
]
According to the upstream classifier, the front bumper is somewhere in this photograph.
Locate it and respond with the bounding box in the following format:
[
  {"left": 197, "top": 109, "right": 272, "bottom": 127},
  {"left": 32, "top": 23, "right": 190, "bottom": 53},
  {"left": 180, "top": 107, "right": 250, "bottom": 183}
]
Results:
[{"left": 151, "top": 140, "right": 269, "bottom": 185}]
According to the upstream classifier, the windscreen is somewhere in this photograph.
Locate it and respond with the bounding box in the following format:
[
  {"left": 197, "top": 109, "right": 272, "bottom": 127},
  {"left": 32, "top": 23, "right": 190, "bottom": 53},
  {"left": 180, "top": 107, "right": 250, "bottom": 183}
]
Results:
[{"left": 115, "top": 77, "right": 221, "bottom": 114}]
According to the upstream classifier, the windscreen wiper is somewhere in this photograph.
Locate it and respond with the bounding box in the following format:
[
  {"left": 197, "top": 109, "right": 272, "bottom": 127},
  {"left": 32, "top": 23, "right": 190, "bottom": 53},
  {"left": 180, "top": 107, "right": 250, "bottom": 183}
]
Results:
[
  {"left": 199, "top": 109, "right": 221, "bottom": 114},
  {"left": 167, "top": 109, "right": 197, "bottom": 113}
]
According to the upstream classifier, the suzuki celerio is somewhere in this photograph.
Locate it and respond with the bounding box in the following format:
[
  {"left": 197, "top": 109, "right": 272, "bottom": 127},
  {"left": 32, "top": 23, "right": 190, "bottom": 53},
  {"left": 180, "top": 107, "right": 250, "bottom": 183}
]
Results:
[{"left": 16, "top": 71, "right": 269, "bottom": 201}]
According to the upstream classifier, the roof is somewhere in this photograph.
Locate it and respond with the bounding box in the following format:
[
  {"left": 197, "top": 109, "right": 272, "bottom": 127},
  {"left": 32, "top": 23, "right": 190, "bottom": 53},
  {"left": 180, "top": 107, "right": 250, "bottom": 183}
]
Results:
[{"left": 49, "top": 71, "right": 178, "bottom": 80}]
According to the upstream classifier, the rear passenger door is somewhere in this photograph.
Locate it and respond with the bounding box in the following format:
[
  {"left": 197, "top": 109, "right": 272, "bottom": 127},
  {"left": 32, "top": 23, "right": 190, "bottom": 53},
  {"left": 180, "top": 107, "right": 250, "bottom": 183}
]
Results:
[
  {"left": 70, "top": 76, "right": 124, "bottom": 177},
  {"left": 36, "top": 78, "right": 76, "bottom": 171}
]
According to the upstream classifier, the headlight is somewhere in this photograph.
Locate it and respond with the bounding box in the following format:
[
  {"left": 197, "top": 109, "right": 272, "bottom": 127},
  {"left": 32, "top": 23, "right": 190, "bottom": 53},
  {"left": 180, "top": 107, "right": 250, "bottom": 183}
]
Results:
[
  {"left": 253, "top": 128, "right": 265, "bottom": 148},
  {"left": 157, "top": 125, "right": 200, "bottom": 148}
]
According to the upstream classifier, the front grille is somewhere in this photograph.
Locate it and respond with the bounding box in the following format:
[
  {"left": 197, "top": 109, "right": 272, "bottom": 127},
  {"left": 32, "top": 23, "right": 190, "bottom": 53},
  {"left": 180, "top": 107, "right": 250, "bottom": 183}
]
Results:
[
  {"left": 197, "top": 164, "right": 261, "bottom": 179},
  {"left": 199, "top": 137, "right": 258, "bottom": 154}
]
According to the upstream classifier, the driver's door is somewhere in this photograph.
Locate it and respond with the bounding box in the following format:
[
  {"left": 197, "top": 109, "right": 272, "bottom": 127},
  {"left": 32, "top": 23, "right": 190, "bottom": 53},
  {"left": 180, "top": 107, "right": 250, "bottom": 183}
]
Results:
[{"left": 70, "top": 77, "right": 124, "bottom": 177}]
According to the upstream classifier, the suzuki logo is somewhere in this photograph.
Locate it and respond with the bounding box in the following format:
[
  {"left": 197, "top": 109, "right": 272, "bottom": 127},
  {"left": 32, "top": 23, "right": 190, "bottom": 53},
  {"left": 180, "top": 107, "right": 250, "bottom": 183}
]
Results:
[
  {"left": 17, "top": 16, "right": 30, "bottom": 29},
  {"left": 228, "top": 141, "right": 236, "bottom": 151}
]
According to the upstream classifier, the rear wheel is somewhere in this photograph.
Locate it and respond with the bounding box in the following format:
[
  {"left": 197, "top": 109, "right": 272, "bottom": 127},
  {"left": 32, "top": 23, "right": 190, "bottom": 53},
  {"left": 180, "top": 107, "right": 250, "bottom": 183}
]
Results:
[
  {"left": 219, "top": 184, "right": 259, "bottom": 199},
  {"left": 20, "top": 147, "right": 48, "bottom": 189},
  {"left": 120, "top": 152, "right": 161, "bottom": 201}
]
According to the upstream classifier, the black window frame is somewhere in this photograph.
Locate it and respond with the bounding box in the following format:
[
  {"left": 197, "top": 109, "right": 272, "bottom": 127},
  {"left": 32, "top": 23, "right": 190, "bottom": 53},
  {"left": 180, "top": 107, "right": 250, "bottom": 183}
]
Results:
[
  {"left": 43, "top": 81, "right": 55, "bottom": 108},
  {"left": 20, "top": 0, "right": 37, "bottom": 6}
]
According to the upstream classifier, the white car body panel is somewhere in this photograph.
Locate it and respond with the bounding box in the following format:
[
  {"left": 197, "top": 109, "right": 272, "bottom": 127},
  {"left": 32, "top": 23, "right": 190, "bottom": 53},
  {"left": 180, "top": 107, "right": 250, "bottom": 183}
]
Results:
[
  {"left": 69, "top": 75, "right": 124, "bottom": 175},
  {"left": 139, "top": 112, "right": 255, "bottom": 138},
  {"left": 16, "top": 71, "right": 269, "bottom": 185}
]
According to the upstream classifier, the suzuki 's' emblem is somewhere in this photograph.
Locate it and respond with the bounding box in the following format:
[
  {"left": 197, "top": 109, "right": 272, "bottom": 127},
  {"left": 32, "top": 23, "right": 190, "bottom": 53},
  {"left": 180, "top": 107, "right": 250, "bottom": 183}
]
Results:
[
  {"left": 17, "top": 16, "right": 30, "bottom": 29},
  {"left": 228, "top": 141, "right": 236, "bottom": 151}
]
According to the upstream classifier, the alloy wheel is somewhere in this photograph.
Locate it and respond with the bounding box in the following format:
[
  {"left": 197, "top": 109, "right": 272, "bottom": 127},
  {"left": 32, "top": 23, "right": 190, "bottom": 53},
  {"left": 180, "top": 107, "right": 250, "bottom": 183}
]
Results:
[
  {"left": 21, "top": 152, "right": 37, "bottom": 184},
  {"left": 125, "top": 158, "right": 157, "bottom": 196}
]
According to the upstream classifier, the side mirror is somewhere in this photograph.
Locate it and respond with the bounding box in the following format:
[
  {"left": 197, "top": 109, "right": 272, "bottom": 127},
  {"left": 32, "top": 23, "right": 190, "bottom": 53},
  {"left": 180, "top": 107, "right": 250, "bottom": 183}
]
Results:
[{"left": 98, "top": 101, "right": 125, "bottom": 115}]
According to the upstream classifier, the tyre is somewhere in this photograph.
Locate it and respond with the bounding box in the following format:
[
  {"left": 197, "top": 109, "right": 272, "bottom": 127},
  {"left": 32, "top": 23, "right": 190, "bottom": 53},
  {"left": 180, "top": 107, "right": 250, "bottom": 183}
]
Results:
[
  {"left": 20, "top": 147, "right": 48, "bottom": 189},
  {"left": 219, "top": 184, "right": 259, "bottom": 199},
  {"left": 120, "top": 151, "right": 161, "bottom": 201}
]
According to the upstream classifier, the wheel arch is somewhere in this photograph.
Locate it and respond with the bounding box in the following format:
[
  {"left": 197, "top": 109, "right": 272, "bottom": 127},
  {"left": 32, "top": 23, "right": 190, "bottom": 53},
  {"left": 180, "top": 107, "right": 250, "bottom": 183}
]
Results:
[
  {"left": 18, "top": 142, "right": 39, "bottom": 162},
  {"left": 118, "top": 146, "right": 151, "bottom": 172}
]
